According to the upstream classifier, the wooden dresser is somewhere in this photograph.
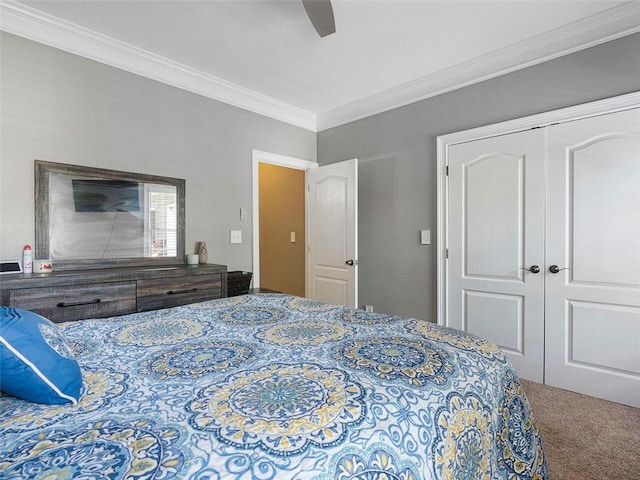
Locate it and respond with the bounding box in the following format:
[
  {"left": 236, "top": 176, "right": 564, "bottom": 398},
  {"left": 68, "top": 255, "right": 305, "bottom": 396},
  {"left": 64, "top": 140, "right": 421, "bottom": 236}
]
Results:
[{"left": 0, "top": 264, "right": 227, "bottom": 323}]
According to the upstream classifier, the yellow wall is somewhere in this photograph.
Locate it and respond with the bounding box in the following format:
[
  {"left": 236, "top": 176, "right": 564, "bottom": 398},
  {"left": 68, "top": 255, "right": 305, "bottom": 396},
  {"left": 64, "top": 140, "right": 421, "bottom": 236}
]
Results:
[{"left": 259, "top": 164, "right": 305, "bottom": 296}]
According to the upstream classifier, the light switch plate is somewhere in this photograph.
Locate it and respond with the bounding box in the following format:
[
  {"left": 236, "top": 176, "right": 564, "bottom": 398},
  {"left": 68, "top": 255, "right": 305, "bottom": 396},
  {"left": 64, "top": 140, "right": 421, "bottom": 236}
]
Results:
[
  {"left": 420, "top": 229, "right": 431, "bottom": 245},
  {"left": 230, "top": 230, "right": 242, "bottom": 244}
]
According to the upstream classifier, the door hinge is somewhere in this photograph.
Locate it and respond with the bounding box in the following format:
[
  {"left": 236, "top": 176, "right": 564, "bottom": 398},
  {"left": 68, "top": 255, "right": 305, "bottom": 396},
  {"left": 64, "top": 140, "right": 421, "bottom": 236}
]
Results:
[
  {"left": 446, "top": 165, "right": 449, "bottom": 176},
  {"left": 445, "top": 248, "right": 449, "bottom": 259},
  {"left": 307, "top": 184, "right": 310, "bottom": 192}
]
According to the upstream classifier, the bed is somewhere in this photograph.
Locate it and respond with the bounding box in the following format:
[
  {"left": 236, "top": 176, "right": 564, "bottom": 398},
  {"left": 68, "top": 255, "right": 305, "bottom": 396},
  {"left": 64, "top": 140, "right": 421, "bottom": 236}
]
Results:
[{"left": 0, "top": 293, "right": 547, "bottom": 479}]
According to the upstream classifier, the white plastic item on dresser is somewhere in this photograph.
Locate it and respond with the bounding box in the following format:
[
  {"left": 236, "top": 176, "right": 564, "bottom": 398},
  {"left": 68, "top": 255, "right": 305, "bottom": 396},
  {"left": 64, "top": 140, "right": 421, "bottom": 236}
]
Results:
[{"left": 22, "top": 245, "right": 32, "bottom": 273}]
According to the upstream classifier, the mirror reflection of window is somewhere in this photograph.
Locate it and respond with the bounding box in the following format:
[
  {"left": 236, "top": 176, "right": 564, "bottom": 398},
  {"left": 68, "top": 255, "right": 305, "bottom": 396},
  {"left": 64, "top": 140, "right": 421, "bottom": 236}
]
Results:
[
  {"left": 145, "top": 184, "right": 177, "bottom": 257},
  {"left": 49, "top": 173, "right": 144, "bottom": 259},
  {"left": 48, "top": 173, "right": 178, "bottom": 260}
]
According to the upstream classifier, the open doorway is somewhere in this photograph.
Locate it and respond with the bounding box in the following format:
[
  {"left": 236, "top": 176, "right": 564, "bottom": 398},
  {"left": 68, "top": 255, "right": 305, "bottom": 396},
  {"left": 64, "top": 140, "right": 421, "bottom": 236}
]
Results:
[
  {"left": 258, "top": 163, "right": 305, "bottom": 296},
  {"left": 251, "top": 150, "right": 317, "bottom": 295}
]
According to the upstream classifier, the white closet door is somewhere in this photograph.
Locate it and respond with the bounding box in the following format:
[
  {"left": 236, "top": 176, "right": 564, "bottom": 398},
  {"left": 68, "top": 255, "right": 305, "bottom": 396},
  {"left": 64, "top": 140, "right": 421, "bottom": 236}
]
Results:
[
  {"left": 545, "top": 108, "right": 640, "bottom": 407},
  {"left": 447, "top": 129, "right": 546, "bottom": 381}
]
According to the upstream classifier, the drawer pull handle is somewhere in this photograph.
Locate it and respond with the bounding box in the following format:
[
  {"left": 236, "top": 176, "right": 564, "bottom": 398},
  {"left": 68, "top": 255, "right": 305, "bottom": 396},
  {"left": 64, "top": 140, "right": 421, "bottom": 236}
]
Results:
[
  {"left": 167, "top": 288, "right": 198, "bottom": 295},
  {"left": 57, "top": 298, "right": 101, "bottom": 308}
]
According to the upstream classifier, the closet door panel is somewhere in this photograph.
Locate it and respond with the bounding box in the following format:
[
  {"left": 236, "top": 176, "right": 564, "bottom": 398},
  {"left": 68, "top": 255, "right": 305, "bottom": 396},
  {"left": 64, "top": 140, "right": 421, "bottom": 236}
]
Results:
[
  {"left": 545, "top": 107, "right": 640, "bottom": 407},
  {"left": 447, "top": 129, "right": 546, "bottom": 382},
  {"left": 570, "top": 135, "right": 640, "bottom": 285},
  {"left": 569, "top": 301, "right": 640, "bottom": 374},
  {"left": 464, "top": 290, "right": 524, "bottom": 354},
  {"left": 464, "top": 154, "right": 523, "bottom": 278}
]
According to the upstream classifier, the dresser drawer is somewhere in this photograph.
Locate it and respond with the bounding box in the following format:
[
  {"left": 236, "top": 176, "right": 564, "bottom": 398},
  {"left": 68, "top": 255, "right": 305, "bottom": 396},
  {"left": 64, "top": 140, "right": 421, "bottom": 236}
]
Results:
[
  {"left": 137, "top": 274, "right": 223, "bottom": 311},
  {"left": 8, "top": 282, "right": 137, "bottom": 323}
]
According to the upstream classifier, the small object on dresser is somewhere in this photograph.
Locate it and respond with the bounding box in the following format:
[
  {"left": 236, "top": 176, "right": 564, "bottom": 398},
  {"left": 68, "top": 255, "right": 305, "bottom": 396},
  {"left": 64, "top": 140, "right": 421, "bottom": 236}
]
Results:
[
  {"left": 34, "top": 259, "right": 53, "bottom": 273},
  {"left": 227, "top": 271, "right": 252, "bottom": 297},
  {"left": 186, "top": 254, "right": 199, "bottom": 265},
  {"left": 0, "top": 260, "right": 22, "bottom": 275},
  {"left": 22, "top": 245, "right": 33, "bottom": 273},
  {"left": 197, "top": 242, "right": 208, "bottom": 264}
]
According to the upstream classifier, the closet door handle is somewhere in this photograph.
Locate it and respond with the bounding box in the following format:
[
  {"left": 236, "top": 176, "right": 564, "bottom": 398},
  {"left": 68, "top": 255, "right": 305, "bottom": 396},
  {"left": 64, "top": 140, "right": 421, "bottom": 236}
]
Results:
[
  {"left": 521, "top": 265, "right": 540, "bottom": 274},
  {"left": 549, "top": 265, "right": 569, "bottom": 274}
]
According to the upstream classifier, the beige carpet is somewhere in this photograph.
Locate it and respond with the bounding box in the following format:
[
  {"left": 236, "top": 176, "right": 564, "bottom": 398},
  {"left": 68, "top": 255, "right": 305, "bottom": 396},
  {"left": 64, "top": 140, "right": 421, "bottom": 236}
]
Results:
[{"left": 520, "top": 380, "right": 640, "bottom": 480}]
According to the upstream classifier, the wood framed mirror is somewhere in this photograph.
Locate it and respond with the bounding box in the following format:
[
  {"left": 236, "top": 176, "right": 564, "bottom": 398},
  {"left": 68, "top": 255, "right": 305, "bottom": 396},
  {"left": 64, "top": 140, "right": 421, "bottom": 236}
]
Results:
[{"left": 35, "top": 160, "right": 185, "bottom": 271}]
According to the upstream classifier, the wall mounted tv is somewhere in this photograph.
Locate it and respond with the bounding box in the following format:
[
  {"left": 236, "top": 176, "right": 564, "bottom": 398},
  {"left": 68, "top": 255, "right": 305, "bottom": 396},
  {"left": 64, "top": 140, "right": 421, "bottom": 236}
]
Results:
[{"left": 72, "top": 179, "right": 141, "bottom": 212}]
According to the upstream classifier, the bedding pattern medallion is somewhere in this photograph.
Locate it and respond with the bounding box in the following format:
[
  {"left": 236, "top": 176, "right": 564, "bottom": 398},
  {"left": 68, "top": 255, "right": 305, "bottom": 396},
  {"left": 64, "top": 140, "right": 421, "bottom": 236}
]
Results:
[{"left": 0, "top": 294, "right": 547, "bottom": 479}]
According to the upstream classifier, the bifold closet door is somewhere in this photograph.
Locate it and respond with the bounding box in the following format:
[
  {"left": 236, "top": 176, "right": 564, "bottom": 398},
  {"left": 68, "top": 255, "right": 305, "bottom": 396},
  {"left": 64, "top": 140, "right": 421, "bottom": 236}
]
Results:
[
  {"left": 545, "top": 108, "right": 640, "bottom": 407},
  {"left": 447, "top": 129, "right": 546, "bottom": 382}
]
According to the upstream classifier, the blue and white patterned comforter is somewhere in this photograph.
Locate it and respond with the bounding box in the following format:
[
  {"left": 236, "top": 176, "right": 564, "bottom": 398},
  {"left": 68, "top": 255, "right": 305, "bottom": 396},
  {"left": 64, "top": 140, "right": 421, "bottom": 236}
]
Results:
[{"left": 0, "top": 294, "right": 547, "bottom": 479}]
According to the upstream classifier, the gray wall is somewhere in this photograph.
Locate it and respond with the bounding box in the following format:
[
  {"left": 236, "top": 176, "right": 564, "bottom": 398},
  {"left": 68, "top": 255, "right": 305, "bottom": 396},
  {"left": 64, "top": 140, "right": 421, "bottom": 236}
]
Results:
[
  {"left": 318, "top": 32, "right": 640, "bottom": 321},
  {"left": 2, "top": 31, "right": 639, "bottom": 320},
  {"left": 0, "top": 33, "right": 316, "bottom": 271}
]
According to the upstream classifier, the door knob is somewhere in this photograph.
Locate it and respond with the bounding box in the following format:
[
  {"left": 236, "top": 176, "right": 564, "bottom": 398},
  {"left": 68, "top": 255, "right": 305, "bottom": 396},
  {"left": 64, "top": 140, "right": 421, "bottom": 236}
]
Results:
[
  {"left": 549, "top": 265, "right": 569, "bottom": 274},
  {"left": 345, "top": 259, "right": 356, "bottom": 266},
  {"left": 521, "top": 265, "right": 540, "bottom": 274}
]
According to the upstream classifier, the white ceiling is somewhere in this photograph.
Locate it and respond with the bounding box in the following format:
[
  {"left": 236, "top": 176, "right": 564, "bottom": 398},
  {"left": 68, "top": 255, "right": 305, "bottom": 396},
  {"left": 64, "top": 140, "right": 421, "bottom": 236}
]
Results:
[{"left": 2, "top": 1, "right": 639, "bottom": 130}]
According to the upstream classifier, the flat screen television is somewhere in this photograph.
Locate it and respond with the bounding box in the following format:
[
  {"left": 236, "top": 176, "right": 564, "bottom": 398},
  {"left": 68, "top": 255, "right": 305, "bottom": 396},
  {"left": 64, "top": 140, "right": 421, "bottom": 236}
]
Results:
[{"left": 72, "top": 179, "right": 141, "bottom": 212}]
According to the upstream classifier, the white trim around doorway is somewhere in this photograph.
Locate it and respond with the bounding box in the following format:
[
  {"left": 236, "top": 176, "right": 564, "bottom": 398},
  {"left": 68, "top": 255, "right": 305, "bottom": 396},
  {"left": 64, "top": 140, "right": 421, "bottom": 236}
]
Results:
[{"left": 251, "top": 150, "right": 318, "bottom": 293}]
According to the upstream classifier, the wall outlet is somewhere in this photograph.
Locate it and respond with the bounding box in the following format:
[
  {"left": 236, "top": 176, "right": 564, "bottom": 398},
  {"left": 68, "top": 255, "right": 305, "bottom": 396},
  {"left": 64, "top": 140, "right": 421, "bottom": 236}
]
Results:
[
  {"left": 364, "top": 305, "right": 374, "bottom": 312},
  {"left": 230, "top": 230, "right": 242, "bottom": 244}
]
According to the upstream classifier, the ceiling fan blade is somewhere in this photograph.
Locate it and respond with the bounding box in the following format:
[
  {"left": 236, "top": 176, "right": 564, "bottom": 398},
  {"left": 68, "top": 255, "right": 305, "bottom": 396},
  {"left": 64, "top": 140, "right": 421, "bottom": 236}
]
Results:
[{"left": 302, "top": 0, "right": 336, "bottom": 38}]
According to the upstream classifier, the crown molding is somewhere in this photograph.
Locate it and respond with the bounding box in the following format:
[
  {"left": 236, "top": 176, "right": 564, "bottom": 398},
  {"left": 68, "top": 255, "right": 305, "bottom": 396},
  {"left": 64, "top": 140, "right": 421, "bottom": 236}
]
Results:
[
  {"left": 316, "top": 2, "right": 640, "bottom": 131},
  {"left": 0, "top": 1, "right": 318, "bottom": 131},
  {"left": 2, "top": 1, "right": 639, "bottom": 134}
]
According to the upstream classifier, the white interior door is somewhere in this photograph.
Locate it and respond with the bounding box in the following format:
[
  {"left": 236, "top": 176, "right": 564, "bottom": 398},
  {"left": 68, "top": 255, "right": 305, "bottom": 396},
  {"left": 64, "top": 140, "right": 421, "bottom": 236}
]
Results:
[
  {"left": 308, "top": 159, "right": 358, "bottom": 308},
  {"left": 447, "top": 129, "right": 546, "bottom": 382},
  {"left": 545, "top": 108, "right": 640, "bottom": 407}
]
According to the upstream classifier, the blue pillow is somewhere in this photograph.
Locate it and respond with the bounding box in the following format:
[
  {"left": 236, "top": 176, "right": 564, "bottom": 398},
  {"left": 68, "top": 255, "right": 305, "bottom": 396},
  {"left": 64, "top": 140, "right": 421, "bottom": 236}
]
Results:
[{"left": 0, "top": 307, "right": 82, "bottom": 404}]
